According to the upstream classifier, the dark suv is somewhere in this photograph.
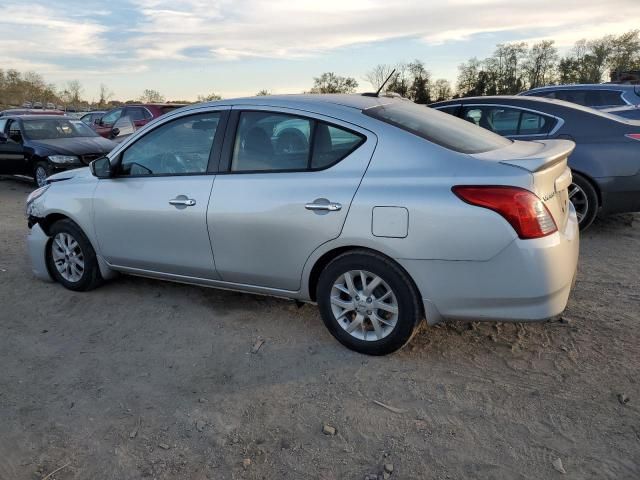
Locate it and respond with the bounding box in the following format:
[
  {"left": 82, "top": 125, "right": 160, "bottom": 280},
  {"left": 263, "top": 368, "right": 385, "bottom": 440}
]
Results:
[
  {"left": 519, "top": 84, "right": 640, "bottom": 109},
  {"left": 94, "top": 104, "right": 187, "bottom": 138}
]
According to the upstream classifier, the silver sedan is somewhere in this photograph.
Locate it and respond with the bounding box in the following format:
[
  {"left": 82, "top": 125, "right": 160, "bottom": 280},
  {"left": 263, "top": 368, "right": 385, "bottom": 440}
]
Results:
[{"left": 25, "top": 95, "right": 579, "bottom": 355}]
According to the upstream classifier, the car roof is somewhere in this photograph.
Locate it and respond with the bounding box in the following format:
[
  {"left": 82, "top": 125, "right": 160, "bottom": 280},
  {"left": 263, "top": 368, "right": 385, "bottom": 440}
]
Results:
[
  {"left": 197, "top": 94, "right": 399, "bottom": 111},
  {"left": 4, "top": 115, "right": 73, "bottom": 120},
  {"left": 525, "top": 84, "right": 637, "bottom": 92}
]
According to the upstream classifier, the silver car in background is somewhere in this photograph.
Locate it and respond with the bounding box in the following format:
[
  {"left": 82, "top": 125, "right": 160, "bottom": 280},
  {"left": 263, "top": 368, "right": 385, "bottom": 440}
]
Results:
[{"left": 25, "top": 95, "right": 579, "bottom": 355}]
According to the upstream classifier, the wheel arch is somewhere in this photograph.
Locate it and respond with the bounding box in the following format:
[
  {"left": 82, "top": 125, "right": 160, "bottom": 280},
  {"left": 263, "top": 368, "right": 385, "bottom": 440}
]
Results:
[
  {"left": 306, "top": 245, "right": 425, "bottom": 319},
  {"left": 571, "top": 169, "right": 602, "bottom": 206}
]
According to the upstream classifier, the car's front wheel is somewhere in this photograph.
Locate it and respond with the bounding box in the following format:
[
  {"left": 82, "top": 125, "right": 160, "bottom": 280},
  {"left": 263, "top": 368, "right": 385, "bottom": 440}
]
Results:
[
  {"left": 316, "top": 250, "right": 423, "bottom": 355},
  {"left": 46, "top": 219, "right": 102, "bottom": 291},
  {"left": 33, "top": 161, "right": 50, "bottom": 188}
]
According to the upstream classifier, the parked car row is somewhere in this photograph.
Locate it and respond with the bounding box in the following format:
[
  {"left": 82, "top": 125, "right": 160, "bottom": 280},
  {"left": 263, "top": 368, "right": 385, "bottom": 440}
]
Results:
[{"left": 0, "top": 103, "right": 187, "bottom": 186}]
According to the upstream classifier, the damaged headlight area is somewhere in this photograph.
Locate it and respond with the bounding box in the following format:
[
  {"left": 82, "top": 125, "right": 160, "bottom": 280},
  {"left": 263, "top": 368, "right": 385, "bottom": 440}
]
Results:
[{"left": 25, "top": 184, "right": 50, "bottom": 217}]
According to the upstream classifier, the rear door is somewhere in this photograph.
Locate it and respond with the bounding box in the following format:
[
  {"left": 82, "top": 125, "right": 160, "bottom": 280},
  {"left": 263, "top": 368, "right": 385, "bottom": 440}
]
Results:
[
  {"left": 207, "top": 107, "right": 375, "bottom": 291},
  {"left": 0, "top": 119, "right": 26, "bottom": 175}
]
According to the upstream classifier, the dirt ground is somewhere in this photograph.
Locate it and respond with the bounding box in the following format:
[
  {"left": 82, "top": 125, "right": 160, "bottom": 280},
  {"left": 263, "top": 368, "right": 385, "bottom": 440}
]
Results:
[{"left": 0, "top": 177, "right": 638, "bottom": 480}]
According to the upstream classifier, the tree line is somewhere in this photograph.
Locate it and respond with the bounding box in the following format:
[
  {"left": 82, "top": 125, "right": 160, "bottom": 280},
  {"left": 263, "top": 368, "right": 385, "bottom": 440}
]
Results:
[
  {"left": 456, "top": 30, "right": 640, "bottom": 97},
  {"left": 1, "top": 30, "right": 638, "bottom": 110}
]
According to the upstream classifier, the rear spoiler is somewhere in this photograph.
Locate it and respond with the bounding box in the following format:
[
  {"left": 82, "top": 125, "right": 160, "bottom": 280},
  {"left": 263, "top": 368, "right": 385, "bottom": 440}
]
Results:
[{"left": 498, "top": 140, "right": 575, "bottom": 173}]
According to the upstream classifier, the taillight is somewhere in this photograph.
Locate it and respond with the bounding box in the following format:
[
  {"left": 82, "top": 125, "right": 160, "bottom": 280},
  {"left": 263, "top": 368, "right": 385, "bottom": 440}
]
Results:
[
  {"left": 625, "top": 134, "right": 640, "bottom": 141},
  {"left": 452, "top": 186, "right": 557, "bottom": 239}
]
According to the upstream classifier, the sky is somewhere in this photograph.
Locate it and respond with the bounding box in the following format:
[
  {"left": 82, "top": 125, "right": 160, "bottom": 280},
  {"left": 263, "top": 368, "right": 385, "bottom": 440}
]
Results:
[{"left": 1, "top": 0, "right": 638, "bottom": 101}]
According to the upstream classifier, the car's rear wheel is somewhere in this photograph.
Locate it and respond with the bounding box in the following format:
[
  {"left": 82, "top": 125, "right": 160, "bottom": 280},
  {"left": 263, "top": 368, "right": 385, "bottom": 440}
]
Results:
[
  {"left": 569, "top": 173, "right": 598, "bottom": 230},
  {"left": 33, "top": 161, "right": 50, "bottom": 188},
  {"left": 316, "top": 250, "right": 423, "bottom": 355},
  {"left": 46, "top": 219, "right": 102, "bottom": 291}
]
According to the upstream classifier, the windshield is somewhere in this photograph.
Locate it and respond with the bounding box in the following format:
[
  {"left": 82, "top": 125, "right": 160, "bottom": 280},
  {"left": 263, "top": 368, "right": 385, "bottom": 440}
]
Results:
[
  {"left": 364, "top": 101, "right": 512, "bottom": 154},
  {"left": 22, "top": 118, "right": 98, "bottom": 140}
]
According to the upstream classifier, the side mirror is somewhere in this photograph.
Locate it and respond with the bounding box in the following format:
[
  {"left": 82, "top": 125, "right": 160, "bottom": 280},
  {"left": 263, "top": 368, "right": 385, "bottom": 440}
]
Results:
[
  {"left": 0, "top": 132, "right": 7, "bottom": 143},
  {"left": 90, "top": 156, "right": 112, "bottom": 178},
  {"left": 110, "top": 127, "right": 120, "bottom": 138}
]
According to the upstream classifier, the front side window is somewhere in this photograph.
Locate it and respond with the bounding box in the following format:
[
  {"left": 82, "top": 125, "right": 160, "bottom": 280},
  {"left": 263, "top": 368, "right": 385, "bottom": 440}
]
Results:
[
  {"left": 365, "top": 102, "right": 512, "bottom": 154},
  {"left": 101, "top": 108, "right": 122, "bottom": 125},
  {"left": 231, "top": 111, "right": 364, "bottom": 172},
  {"left": 0, "top": 119, "right": 7, "bottom": 133},
  {"left": 120, "top": 112, "right": 220, "bottom": 176},
  {"left": 435, "top": 105, "right": 461, "bottom": 116}
]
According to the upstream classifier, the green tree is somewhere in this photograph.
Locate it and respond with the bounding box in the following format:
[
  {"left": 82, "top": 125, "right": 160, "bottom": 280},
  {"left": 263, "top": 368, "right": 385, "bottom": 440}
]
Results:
[
  {"left": 197, "top": 92, "right": 222, "bottom": 102},
  {"left": 310, "top": 72, "right": 358, "bottom": 94},
  {"left": 139, "top": 89, "right": 165, "bottom": 103}
]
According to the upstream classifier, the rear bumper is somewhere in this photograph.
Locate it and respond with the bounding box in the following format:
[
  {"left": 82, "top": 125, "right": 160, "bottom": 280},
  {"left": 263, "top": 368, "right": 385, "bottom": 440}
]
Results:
[
  {"left": 26, "top": 223, "right": 54, "bottom": 282},
  {"left": 398, "top": 210, "right": 579, "bottom": 325}
]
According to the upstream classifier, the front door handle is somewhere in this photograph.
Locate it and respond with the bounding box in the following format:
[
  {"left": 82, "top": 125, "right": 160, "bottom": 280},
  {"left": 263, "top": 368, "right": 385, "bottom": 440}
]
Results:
[
  {"left": 169, "top": 197, "right": 196, "bottom": 207},
  {"left": 305, "top": 201, "right": 342, "bottom": 212}
]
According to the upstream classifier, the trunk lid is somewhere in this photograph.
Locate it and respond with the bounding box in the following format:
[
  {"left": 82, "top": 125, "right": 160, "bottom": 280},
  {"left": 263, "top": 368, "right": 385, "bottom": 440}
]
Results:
[{"left": 471, "top": 139, "right": 575, "bottom": 229}]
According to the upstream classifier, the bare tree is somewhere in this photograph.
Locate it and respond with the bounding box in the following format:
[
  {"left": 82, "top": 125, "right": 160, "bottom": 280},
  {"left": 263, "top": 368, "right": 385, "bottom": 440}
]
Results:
[
  {"left": 256, "top": 89, "right": 271, "bottom": 96},
  {"left": 364, "top": 64, "right": 395, "bottom": 91},
  {"left": 98, "top": 83, "right": 113, "bottom": 108},
  {"left": 433, "top": 79, "right": 452, "bottom": 101},
  {"left": 65, "top": 80, "right": 83, "bottom": 106},
  {"left": 524, "top": 40, "right": 558, "bottom": 88}
]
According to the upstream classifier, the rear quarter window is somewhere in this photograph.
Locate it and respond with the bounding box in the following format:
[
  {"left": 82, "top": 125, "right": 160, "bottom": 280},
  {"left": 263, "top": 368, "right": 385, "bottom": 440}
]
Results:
[{"left": 365, "top": 102, "right": 512, "bottom": 154}]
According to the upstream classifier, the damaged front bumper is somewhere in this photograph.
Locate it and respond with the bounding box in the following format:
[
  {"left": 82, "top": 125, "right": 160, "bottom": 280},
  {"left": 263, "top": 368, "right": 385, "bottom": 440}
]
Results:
[{"left": 26, "top": 223, "right": 54, "bottom": 282}]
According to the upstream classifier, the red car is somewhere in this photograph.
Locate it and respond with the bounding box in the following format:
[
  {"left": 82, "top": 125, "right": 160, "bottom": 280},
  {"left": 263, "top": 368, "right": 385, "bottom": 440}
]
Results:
[{"left": 93, "top": 104, "right": 187, "bottom": 138}]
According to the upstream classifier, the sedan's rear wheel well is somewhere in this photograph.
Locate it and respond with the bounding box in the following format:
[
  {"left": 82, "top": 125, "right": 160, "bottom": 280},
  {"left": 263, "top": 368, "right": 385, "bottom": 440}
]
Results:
[
  {"left": 571, "top": 170, "right": 601, "bottom": 206},
  {"left": 308, "top": 246, "right": 424, "bottom": 316}
]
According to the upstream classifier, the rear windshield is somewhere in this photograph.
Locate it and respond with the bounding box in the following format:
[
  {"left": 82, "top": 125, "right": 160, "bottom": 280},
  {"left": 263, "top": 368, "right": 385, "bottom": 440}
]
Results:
[{"left": 364, "top": 101, "right": 512, "bottom": 154}]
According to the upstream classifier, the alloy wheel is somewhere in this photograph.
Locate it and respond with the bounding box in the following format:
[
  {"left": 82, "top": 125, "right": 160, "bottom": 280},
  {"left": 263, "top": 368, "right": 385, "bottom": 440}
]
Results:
[
  {"left": 330, "top": 270, "right": 399, "bottom": 341},
  {"left": 568, "top": 182, "right": 588, "bottom": 224},
  {"left": 51, "top": 232, "right": 85, "bottom": 283},
  {"left": 35, "top": 166, "right": 48, "bottom": 187}
]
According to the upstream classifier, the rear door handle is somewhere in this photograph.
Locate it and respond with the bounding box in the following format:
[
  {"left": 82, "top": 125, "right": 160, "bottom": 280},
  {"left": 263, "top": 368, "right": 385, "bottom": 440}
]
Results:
[
  {"left": 305, "top": 201, "right": 342, "bottom": 211},
  {"left": 169, "top": 197, "right": 196, "bottom": 207}
]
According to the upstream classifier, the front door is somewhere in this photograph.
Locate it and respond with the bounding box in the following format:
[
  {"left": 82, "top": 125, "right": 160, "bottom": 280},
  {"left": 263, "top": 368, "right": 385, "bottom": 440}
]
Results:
[
  {"left": 0, "top": 120, "right": 25, "bottom": 175},
  {"left": 93, "top": 109, "right": 228, "bottom": 279},
  {"left": 208, "top": 108, "right": 375, "bottom": 291}
]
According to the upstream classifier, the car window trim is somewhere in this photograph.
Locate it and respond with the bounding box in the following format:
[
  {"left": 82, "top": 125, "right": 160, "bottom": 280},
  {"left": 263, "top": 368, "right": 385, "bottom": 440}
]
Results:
[
  {"left": 107, "top": 109, "right": 230, "bottom": 179},
  {"left": 460, "top": 103, "right": 564, "bottom": 137},
  {"left": 218, "top": 108, "right": 366, "bottom": 175}
]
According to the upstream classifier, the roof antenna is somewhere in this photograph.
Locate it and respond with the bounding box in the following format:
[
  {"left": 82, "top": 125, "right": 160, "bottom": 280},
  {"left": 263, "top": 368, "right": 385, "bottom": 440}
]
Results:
[{"left": 362, "top": 69, "right": 396, "bottom": 97}]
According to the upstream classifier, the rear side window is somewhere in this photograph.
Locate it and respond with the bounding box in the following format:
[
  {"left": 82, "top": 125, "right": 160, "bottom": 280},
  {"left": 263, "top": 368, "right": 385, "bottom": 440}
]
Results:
[
  {"left": 127, "top": 107, "right": 152, "bottom": 121},
  {"left": 553, "top": 89, "right": 626, "bottom": 107},
  {"left": 434, "top": 105, "right": 461, "bottom": 116},
  {"left": 365, "top": 102, "right": 511, "bottom": 154},
  {"left": 160, "top": 105, "right": 183, "bottom": 115},
  {"left": 231, "top": 111, "right": 364, "bottom": 172},
  {"left": 461, "top": 106, "right": 556, "bottom": 136}
]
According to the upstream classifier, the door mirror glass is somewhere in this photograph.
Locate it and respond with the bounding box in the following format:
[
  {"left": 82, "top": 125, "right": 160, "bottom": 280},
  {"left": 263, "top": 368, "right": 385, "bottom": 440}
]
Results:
[{"left": 90, "top": 156, "right": 112, "bottom": 178}]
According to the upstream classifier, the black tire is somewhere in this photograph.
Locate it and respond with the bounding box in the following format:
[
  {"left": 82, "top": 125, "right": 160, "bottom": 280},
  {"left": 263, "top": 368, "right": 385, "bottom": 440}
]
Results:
[
  {"left": 33, "top": 161, "right": 51, "bottom": 188},
  {"left": 46, "top": 219, "right": 103, "bottom": 291},
  {"left": 316, "top": 250, "right": 423, "bottom": 355},
  {"left": 570, "top": 173, "right": 599, "bottom": 231}
]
